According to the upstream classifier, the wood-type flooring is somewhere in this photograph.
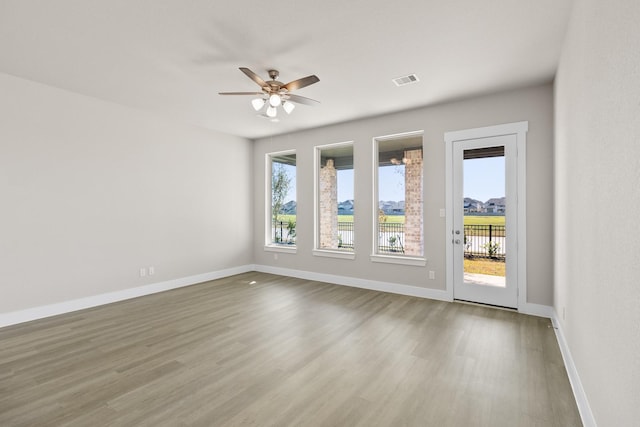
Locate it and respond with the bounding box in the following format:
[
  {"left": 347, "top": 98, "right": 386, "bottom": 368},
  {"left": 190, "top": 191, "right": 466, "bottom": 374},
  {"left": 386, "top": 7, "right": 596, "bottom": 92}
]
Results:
[{"left": 0, "top": 272, "right": 582, "bottom": 426}]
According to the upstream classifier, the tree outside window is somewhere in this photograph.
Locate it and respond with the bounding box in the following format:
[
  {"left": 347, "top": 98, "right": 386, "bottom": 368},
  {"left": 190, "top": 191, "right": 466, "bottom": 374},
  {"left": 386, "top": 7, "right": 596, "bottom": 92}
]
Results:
[{"left": 268, "top": 152, "right": 296, "bottom": 245}]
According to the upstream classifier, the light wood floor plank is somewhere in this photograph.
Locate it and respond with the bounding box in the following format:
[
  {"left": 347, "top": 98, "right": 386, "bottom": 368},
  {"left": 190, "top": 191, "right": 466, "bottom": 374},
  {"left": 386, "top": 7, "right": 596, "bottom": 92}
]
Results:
[{"left": 0, "top": 272, "right": 582, "bottom": 426}]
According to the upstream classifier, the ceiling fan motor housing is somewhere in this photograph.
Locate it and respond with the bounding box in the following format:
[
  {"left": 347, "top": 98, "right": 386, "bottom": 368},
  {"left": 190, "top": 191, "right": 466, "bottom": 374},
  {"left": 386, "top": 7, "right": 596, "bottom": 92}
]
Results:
[
  {"left": 268, "top": 69, "right": 279, "bottom": 80},
  {"left": 218, "top": 67, "right": 320, "bottom": 107}
]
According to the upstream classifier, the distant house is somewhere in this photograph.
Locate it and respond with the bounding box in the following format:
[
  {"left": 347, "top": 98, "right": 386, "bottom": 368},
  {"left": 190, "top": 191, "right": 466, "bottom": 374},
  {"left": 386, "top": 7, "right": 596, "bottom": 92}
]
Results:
[
  {"left": 464, "top": 198, "right": 484, "bottom": 214},
  {"left": 378, "top": 200, "right": 405, "bottom": 215},
  {"left": 338, "top": 200, "right": 354, "bottom": 215},
  {"left": 484, "top": 197, "right": 506, "bottom": 213},
  {"left": 281, "top": 200, "right": 297, "bottom": 215}
]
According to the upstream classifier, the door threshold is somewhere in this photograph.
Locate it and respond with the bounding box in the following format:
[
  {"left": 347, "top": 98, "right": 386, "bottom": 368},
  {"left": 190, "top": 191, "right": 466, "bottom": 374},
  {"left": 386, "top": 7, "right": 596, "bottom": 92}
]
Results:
[{"left": 454, "top": 299, "right": 517, "bottom": 312}]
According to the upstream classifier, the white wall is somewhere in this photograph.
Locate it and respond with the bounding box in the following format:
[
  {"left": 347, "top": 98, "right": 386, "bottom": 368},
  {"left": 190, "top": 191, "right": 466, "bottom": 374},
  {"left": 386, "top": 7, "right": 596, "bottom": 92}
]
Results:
[
  {"left": 253, "top": 84, "right": 555, "bottom": 306},
  {"left": 554, "top": 0, "right": 640, "bottom": 424},
  {"left": 0, "top": 73, "right": 253, "bottom": 314}
]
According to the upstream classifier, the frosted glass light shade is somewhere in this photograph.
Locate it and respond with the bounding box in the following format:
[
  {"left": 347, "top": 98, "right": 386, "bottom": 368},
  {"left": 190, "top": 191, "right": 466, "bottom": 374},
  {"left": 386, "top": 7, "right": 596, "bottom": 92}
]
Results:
[
  {"left": 251, "top": 98, "right": 265, "bottom": 111},
  {"left": 282, "top": 101, "right": 295, "bottom": 114},
  {"left": 269, "top": 94, "right": 282, "bottom": 107},
  {"left": 266, "top": 106, "right": 277, "bottom": 118}
]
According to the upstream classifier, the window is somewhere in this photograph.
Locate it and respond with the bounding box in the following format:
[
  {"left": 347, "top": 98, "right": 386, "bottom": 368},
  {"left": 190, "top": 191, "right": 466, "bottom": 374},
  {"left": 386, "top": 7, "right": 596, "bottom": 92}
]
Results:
[
  {"left": 314, "top": 142, "right": 354, "bottom": 256},
  {"left": 373, "top": 132, "right": 424, "bottom": 262},
  {"left": 267, "top": 151, "right": 296, "bottom": 248}
]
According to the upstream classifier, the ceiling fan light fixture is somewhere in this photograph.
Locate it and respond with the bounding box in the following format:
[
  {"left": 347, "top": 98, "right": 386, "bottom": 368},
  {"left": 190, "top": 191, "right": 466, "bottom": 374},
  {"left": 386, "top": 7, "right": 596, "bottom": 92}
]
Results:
[
  {"left": 282, "top": 101, "right": 295, "bottom": 114},
  {"left": 251, "top": 98, "right": 265, "bottom": 111},
  {"left": 269, "top": 94, "right": 282, "bottom": 107},
  {"left": 220, "top": 68, "right": 320, "bottom": 120}
]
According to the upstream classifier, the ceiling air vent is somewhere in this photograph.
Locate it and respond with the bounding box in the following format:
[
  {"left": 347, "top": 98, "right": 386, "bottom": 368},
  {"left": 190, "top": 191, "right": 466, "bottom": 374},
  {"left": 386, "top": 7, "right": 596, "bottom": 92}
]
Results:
[{"left": 392, "top": 74, "right": 419, "bottom": 87}]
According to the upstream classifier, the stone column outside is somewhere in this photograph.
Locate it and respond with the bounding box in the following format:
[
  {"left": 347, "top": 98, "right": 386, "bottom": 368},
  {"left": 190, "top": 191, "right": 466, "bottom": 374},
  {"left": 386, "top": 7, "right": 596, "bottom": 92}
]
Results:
[
  {"left": 404, "top": 149, "right": 423, "bottom": 256},
  {"left": 319, "top": 159, "right": 338, "bottom": 249}
]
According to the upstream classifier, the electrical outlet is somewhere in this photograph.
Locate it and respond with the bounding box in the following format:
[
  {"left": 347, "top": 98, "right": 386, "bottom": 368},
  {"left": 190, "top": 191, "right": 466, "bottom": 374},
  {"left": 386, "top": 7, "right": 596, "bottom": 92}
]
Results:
[
  {"left": 439, "top": 208, "right": 446, "bottom": 217},
  {"left": 148, "top": 266, "right": 155, "bottom": 276},
  {"left": 429, "top": 270, "right": 435, "bottom": 280},
  {"left": 140, "top": 267, "right": 147, "bottom": 277}
]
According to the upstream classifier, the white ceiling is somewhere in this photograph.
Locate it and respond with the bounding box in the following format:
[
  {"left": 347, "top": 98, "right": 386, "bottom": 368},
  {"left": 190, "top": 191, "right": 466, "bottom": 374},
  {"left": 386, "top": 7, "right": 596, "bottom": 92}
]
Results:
[{"left": 0, "top": 1, "right": 573, "bottom": 139}]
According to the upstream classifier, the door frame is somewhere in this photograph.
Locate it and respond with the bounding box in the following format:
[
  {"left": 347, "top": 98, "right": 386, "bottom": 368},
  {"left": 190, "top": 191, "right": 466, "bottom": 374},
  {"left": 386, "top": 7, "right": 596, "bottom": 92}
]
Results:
[
  {"left": 452, "top": 134, "right": 517, "bottom": 307},
  {"left": 444, "top": 121, "right": 528, "bottom": 310}
]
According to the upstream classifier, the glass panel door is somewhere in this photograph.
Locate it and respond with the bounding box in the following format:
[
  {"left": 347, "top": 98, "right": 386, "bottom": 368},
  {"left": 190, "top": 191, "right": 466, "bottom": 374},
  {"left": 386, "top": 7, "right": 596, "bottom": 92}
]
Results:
[{"left": 452, "top": 135, "right": 517, "bottom": 308}]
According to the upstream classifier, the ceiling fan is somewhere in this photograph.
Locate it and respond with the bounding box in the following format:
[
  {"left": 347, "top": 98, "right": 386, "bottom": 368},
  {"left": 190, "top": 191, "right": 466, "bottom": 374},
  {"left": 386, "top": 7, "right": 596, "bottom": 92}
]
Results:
[{"left": 219, "top": 67, "right": 320, "bottom": 118}]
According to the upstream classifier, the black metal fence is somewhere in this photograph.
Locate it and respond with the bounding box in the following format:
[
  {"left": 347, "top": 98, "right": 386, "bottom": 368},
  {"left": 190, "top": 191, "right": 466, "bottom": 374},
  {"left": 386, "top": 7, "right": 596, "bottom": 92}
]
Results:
[
  {"left": 273, "top": 220, "right": 296, "bottom": 245},
  {"left": 339, "top": 221, "right": 406, "bottom": 253},
  {"left": 337, "top": 222, "right": 354, "bottom": 250},
  {"left": 378, "top": 222, "right": 405, "bottom": 253},
  {"left": 464, "top": 225, "right": 506, "bottom": 259},
  {"left": 272, "top": 220, "right": 505, "bottom": 259}
]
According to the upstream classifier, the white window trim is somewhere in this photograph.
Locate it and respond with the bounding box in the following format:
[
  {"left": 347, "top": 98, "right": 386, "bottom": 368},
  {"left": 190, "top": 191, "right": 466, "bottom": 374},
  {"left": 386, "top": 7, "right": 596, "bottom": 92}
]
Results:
[
  {"left": 313, "top": 249, "right": 356, "bottom": 260},
  {"left": 264, "top": 244, "right": 297, "bottom": 254},
  {"left": 314, "top": 141, "right": 355, "bottom": 253},
  {"left": 444, "top": 121, "right": 528, "bottom": 307},
  {"left": 370, "top": 254, "right": 427, "bottom": 266},
  {"left": 265, "top": 149, "right": 297, "bottom": 250},
  {"left": 372, "top": 130, "right": 425, "bottom": 258}
]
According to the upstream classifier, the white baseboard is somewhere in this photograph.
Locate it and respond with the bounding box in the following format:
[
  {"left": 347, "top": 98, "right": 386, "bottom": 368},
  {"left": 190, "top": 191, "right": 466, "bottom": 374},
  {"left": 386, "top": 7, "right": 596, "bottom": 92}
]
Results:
[
  {"left": 0, "top": 264, "right": 254, "bottom": 328},
  {"left": 1, "top": 264, "right": 595, "bottom": 427},
  {"left": 1, "top": 263, "right": 556, "bottom": 329},
  {"left": 0, "top": 264, "right": 594, "bottom": 427},
  {"left": 551, "top": 311, "right": 596, "bottom": 427},
  {"left": 254, "top": 266, "right": 596, "bottom": 424},
  {"left": 519, "top": 302, "right": 554, "bottom": 318},
  {"left": 254, "top": 264, "right": 451, "bottom": 302}
]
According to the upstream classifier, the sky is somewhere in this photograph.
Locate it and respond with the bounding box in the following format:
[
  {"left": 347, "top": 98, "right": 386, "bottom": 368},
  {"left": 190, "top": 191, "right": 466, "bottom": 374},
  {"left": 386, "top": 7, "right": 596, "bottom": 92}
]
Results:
[
  {"left": 376, "top": 166, "right": 404, "bottom": 201},
  {"left": 337, "top": 166, "right": 409, "bottom": 202},
  {"left": 278, "top": 165, "right": 358, "bottom": 203},
  {"left": 338, "top": 169, "right": 354, "bottom": 201},
  {"left": 338, "top": 167, "right": 403, "bottom": 202},
  {"left": 280, "top": 163, "right": 296, "bottom": 202},
  {"left": 463, "top": 157, "right": 505, "bottom": 202},
  {"left": 280, "top": 157, "right": 504, "bottom": 203}
]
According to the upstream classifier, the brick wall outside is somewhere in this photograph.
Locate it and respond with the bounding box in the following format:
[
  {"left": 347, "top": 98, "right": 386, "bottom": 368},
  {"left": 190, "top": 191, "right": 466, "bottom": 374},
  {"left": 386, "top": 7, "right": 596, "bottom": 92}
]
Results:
[
  {"left": 319, "top": 159, "right": 338, "bottom": 248},
  {"left": 404, "top": 149, "right": 423, "bottom": 255}
]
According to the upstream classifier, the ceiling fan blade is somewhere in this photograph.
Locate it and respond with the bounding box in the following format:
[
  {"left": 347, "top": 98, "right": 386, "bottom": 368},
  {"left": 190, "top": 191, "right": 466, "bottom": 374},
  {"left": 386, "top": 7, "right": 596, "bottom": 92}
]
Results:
[
  {"left": 282, "top": 75, "right": 320, "bottom": 91},
  {"left": 218, "top": 92, "right": 265, "bottom": 96},
  {"left": 287, "top": 94, "right": 320, "bottom": 105},
  {"left": 239, "top": 67, "right": 268, "bottom": 88}
]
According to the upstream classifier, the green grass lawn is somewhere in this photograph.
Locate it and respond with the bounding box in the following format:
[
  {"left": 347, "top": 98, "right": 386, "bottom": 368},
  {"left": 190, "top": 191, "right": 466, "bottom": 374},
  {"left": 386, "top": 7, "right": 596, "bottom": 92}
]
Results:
[
  {"left": 464, "top": 257, "right": 505, "bottom": 276},
  {"left": 339, "top": 215, "right": 405, "bottom": 223},
  {"left": 463, "top": 215, "right": 505, "bottom": 226},
  {"left": 276, "top": 215, "right": 404, "bottom": 223},
  {"left": 274, "top": 214, "right": 297, "bottom": 224},
  {"left": 277, "top": 215, "right": 403, "bottom": 224},
  {"left": 276, "top": 214, "right": 505, "bottom": 225}
]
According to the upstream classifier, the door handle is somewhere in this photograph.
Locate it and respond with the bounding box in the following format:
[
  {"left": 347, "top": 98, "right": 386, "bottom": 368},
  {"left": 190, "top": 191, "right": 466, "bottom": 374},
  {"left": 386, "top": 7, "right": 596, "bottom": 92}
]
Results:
[{"left": 455, "top": 239, "right": 461, "bottom": 244}]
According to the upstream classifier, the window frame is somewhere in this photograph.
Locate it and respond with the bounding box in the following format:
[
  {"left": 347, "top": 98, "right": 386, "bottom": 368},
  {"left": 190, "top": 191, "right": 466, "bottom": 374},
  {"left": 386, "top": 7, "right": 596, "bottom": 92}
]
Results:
[
  {"left": 371, "top": 131, "right": 426, "bottom": 266},
  {"left": 265, "top": 150, "right": 297, "bottom": 253},
  {"left": 313, "top": 141, "right": 356, "bottom": 260}
]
